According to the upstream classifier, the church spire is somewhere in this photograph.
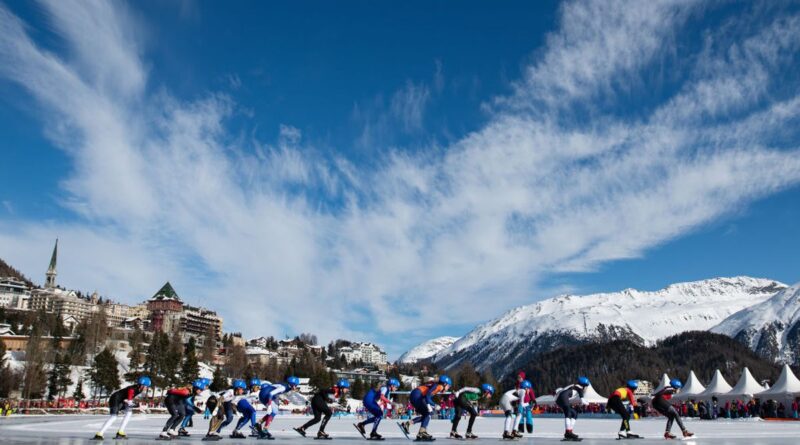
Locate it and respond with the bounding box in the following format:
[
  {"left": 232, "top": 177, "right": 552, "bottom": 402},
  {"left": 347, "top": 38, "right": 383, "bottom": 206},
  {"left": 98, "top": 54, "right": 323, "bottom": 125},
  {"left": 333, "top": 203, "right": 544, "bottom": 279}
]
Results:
[{"left": 45, "top": 238, "right": 58, "bottom": 289}]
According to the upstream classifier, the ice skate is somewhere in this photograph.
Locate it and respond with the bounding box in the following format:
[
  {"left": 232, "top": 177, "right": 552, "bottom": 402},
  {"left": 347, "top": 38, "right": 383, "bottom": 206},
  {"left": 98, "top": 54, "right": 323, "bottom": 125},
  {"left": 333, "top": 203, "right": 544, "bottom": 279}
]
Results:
[{"left": 354, "top": 423, "right": 367, "bottom": 439}]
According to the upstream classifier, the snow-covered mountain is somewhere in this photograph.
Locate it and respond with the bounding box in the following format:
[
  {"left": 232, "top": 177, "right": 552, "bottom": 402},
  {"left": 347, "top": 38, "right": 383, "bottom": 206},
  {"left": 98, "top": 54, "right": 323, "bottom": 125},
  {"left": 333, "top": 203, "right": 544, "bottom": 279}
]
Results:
[
  {"left": 432, "top": 277, "right": 786, "bottom": 378},
  {"left": 712, "top": 282, "right": 800, "bottom": 366},
  {"left": 398, "top": 336, "right": 460, "bottom": 364}
]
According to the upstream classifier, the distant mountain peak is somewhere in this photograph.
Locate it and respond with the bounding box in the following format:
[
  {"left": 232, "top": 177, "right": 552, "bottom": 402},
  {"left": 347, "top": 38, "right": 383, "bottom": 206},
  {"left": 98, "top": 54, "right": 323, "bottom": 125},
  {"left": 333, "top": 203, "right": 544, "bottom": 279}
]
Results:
[
  {"left": 398, "top": 336, "right": 460, "bottom": 364},
  {"left": 712, "top": 282, "right": 800, "bottom": 365},
  {"left": 430, "top": 276, "right": 787, "bottom": 378}
]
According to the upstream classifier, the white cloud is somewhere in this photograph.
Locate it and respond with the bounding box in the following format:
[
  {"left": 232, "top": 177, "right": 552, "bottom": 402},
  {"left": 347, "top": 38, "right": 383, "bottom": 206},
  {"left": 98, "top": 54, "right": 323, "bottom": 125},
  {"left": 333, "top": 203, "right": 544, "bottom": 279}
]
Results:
[
  {"left": 390, "top": 81, "right": 430, "bottom": 133},
  {"left": 1, "top": 0, "right": 800, "bottom": 353}
]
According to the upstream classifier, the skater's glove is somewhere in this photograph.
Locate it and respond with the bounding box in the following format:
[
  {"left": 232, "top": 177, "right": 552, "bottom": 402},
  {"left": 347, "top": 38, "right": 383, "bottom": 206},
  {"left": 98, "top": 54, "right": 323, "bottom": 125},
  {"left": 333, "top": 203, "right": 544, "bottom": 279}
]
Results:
[
  {"left": 124, "top": 399, "right": 136, "bottom": 407},
  {"left": 580, "top": 398, "right": 588, "bottom": 406},
  {"left": 194, "top": 406, "right": 203, "bottom": 414}
]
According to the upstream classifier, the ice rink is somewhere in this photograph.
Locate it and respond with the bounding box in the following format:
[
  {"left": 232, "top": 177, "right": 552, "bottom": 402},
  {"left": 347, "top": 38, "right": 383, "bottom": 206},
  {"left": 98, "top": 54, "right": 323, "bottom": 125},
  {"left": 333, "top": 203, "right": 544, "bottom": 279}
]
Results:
[{"left": 1, "top": 415, "right": 798, "bottom": 445}]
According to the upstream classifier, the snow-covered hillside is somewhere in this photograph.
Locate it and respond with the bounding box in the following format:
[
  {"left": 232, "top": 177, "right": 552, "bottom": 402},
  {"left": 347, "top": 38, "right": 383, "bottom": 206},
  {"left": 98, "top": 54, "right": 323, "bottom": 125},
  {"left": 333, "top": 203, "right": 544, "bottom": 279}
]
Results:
[
  {"left": 433, "top": 277, "right": 786, "bottom": 378},
  {"left": 398, "top": 336, "right": 460, "bottom": 364},
  {"left": 712, "top": 282, "right": 800, "bottom": 366}
]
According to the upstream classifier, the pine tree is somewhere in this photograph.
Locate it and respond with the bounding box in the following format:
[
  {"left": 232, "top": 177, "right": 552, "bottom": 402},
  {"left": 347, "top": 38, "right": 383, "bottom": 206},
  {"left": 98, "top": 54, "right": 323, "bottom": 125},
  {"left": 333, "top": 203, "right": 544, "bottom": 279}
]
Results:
[
  {"left": 144, "top": 331, "right": 167, "bottom": 389},
  {"left": 47, "top": 363, "right": 59, "bottom": 400},
  {"left": 56, "top": 354, "right": 73, "bottom": 397},
  {"left": 210, "top": 365, "right": 227, "bottom": 391},
  {"left": 164, "top": 330, "right": 183, "bottom": 386},
  {"left": 89, "top": 347, "right": 120, "bottom": 398},
  {"left": 351, "top": 378, "right": 366, "bottom": 400},
  {"left": 180, "top": 337, "right": 200, "bottom": 383},
  {"left": 73, "top": 378, "right": 86, "bottom": 400}
]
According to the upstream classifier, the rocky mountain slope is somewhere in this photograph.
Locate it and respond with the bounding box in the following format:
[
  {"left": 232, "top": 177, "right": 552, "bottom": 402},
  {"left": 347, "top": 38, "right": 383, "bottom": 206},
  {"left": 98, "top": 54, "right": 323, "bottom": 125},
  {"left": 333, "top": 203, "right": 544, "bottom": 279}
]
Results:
[
  {"left": 408, "top": 277, "right": 786, "bottom": 378},
  {"left": 712, "top": 282, "right": 800, "bottom": 366}
]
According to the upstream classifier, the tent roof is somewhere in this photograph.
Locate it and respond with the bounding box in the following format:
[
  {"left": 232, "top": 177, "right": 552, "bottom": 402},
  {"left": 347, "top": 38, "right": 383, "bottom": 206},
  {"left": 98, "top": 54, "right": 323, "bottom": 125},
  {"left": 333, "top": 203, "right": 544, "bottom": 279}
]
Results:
[
  {"left": 695, "top": 369, "right": 733, "bottom": 399},
  {"left": 580, "top": 384, "right": 608, "bottom": 404},
  {"left": 538, "top": 385, "right": 607, "bottom": 406},
  {"left": 672, "top": 370, "right": 706, "bottom": 401},
  {"left": 652, "top": 373, "right": 671, "bottom": 394},
  {"left": 536, "top": 395, "right": 556, "bottom": 405},
  {"left": 757, "top": 364, "right": 800, "bottom": 398},
  {"left": 721, "top": 367, "right": 766, "bottom": 400}
]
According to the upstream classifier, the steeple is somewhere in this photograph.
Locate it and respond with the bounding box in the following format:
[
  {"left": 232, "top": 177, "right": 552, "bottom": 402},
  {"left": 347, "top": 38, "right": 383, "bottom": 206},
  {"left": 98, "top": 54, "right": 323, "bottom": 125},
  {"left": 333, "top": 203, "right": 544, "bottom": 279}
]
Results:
[{"left": 45, "top": 238, "right": 58, "bottom": 289}]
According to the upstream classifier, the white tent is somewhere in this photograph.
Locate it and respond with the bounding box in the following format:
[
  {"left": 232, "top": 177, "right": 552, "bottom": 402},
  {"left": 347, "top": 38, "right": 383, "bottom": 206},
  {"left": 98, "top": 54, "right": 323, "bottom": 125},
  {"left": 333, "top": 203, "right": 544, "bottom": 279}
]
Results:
[
  {"left": 652, "top": 373, "right": 671, "bottom": 394},
  {"left": 536, "top": 395, "right": 556, "bottom": 405},
  {"left": 673, "top": 370, "right": 706, "bottom": 401},
  {"left": 694, "top": 369, "right": 733, "bottom": 400},
  {"left": 538, "top": 384, "right": 607, "bottom": 406},
  {"left": 578, "top": 384, "right": 608, "bottom": 404},
  {"left": 720, "top": 367, "right": 766, "bottom": 401},
  {"left": 757, "top": 364, "right": 800, "bottom": 399}
]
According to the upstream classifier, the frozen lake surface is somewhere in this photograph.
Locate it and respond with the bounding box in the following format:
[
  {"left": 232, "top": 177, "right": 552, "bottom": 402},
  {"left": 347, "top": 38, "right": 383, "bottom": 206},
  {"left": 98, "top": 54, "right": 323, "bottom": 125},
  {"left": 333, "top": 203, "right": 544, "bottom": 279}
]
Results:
[{"left": 1, "top": 414, "right": 797, "bottom": 445}]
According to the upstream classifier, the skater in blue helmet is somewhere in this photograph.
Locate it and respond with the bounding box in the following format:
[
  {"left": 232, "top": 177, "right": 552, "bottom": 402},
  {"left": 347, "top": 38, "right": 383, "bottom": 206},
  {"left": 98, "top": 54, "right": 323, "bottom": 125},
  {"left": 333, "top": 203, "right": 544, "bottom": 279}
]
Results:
[
  {"left": 555, "top": 376, "right": 590, "bottom": 442},
  {"left": 400, "top": 375, "right": 452, "bottom": 441},
  {"left": 93, "top": 376, "right": 151, "bottom": 440},
  {"left": 450, "top": 383, "right": 494, "bottom": 439},
  {"left": 652, "top": 379, "right": 694, "bottom": 439},
  {"left": 355, "top": 378, "right": 400, "bottom": 440},
  {"left": 609, "top": 380, "right": 639, "bottom": 439},
  {"left": 258, "top": 376, "right": 301, "bottom": 438}
]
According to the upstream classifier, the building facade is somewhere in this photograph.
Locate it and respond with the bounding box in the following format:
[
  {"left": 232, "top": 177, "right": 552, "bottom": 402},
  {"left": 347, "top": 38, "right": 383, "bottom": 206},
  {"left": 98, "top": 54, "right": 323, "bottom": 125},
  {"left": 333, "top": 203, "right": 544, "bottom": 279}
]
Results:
[
  {"left": 338, "top": 342, "right": 388, "bottom": 365},
  {"left": 0, "top": 277, "right": 30, "bottom": 310}
]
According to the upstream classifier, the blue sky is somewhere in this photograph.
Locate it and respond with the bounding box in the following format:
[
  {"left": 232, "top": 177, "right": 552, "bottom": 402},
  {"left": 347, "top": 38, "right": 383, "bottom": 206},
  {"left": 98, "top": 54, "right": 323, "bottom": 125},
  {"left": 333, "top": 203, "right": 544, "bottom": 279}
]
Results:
[{"left": 1, "top": 0, "right": 800, "bottom": 358}]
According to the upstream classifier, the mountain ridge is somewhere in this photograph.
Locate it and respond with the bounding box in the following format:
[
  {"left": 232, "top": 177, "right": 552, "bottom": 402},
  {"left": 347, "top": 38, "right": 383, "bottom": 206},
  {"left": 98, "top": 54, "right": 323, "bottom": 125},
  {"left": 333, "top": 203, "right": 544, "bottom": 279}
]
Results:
[{"left": 399, "top": 276, "right": 788, "bottom": 378}]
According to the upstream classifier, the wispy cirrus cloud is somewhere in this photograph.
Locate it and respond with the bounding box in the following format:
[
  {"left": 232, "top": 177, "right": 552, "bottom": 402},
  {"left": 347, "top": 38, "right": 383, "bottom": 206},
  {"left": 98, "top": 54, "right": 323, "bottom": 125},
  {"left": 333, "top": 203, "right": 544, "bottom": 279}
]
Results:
[{"left": 1, "top": 0, "right": 800, "bottom": 356}]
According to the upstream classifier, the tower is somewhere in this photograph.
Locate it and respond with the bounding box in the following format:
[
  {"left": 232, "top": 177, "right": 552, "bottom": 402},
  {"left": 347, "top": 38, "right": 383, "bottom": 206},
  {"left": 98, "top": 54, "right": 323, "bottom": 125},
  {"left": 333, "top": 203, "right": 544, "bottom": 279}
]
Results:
[{"left": 45, "top": 238, "right": 58, "bottom": 289}]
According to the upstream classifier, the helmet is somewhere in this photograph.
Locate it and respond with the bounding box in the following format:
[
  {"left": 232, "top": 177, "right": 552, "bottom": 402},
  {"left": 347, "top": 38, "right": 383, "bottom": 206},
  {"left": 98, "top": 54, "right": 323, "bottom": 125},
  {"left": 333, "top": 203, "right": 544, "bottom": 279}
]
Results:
[
  {"left": 287, "top": 376, "right": 301, "bottom": 387},
  {"left": 201, "top": 378, "right": 211, "bottom": 387},
  {"left": 439, "top": 375, "right": 452, "bottom": 386},
  {"left": 481, "top": 383, "right": 495, "bottom": 394},
  {"left": 626, "top": 380, "right": 638, "bottom": 390},
  {"left": 670, "top": 379, "right": 683, "bottom": 389},
  {"left": 577, "top": 376, "right": 590, "bottom": 387},
  {"left": 337, "top": 379, "right": 350, "bottom": 389},
  {"left": 192, "top": 379, "right": 207, "bottom": 390},
  {"left": 249, "top": 378, "right": 262, "bottom": 387},
  {"left": 233, "top": 379, "right": 247, "bottom": 390},
  {"left": 137, "top": 376, "right": 152, "bottom": 387},
  {"left": 388, "top": 378, "right": 401, "bottom": 388},
  {"left": 521, "top": 380, "right": 533, "bottom": 389}
]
